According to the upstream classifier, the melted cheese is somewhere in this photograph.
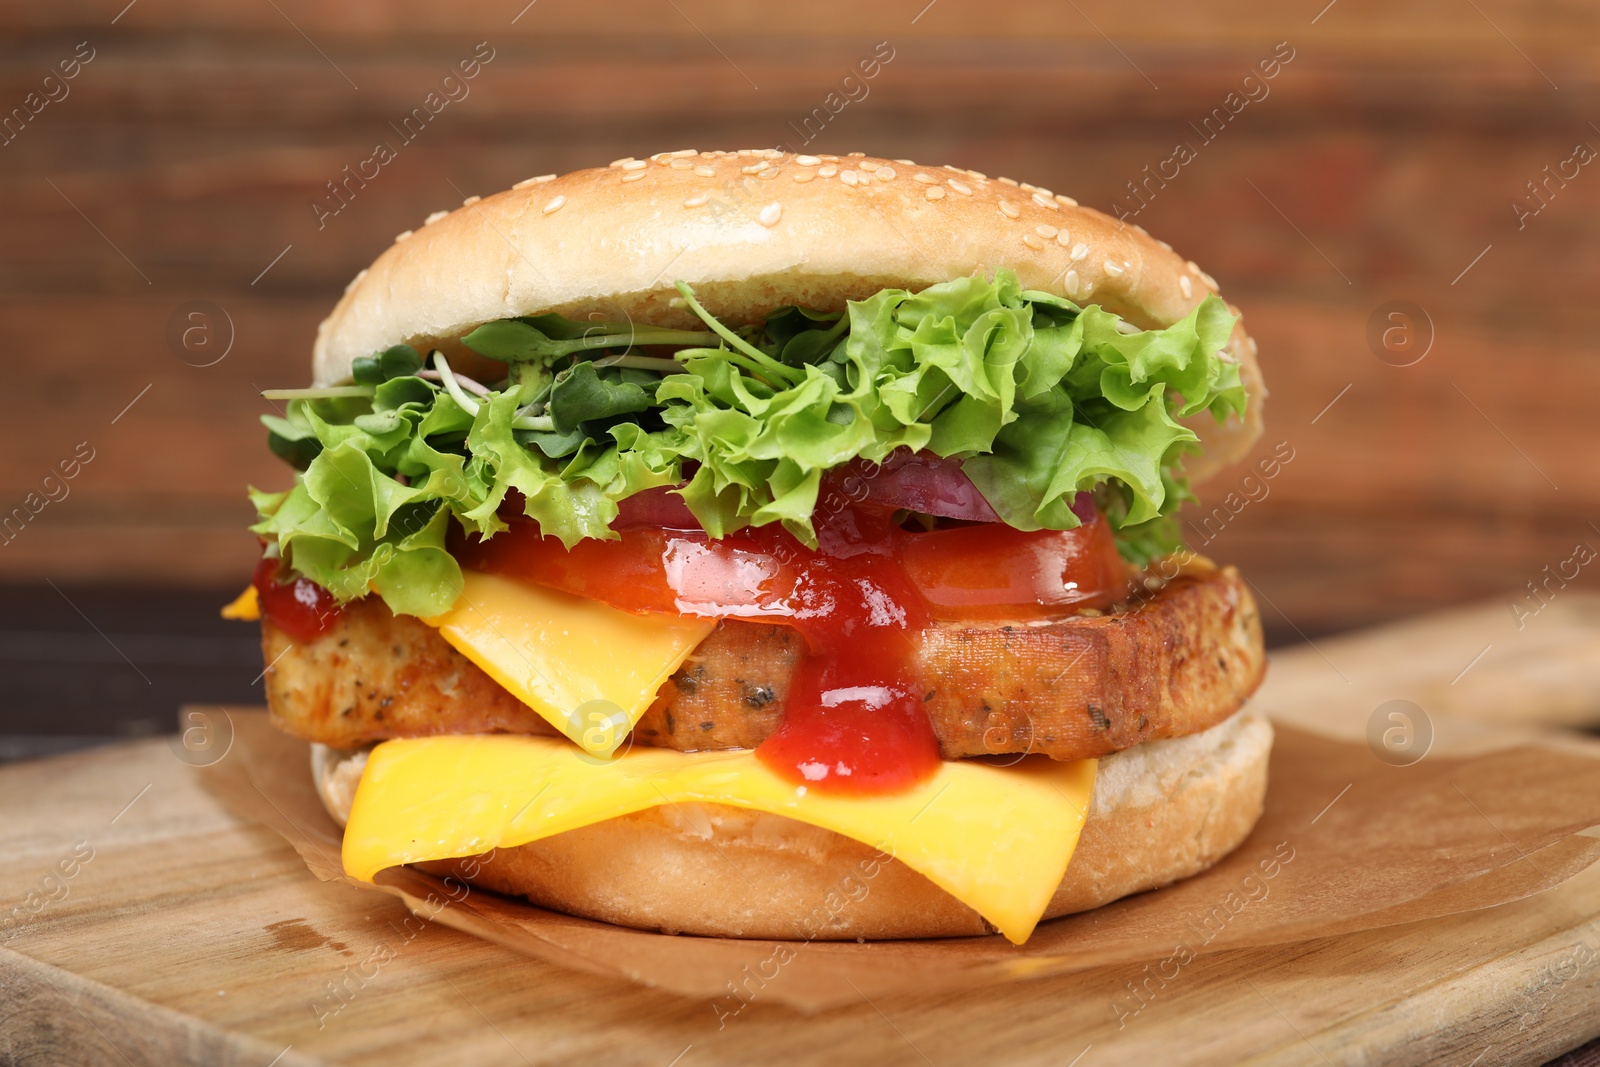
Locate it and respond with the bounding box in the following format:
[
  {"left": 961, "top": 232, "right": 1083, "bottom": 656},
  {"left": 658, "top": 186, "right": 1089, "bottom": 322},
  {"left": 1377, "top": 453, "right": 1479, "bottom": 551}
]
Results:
[
  {"left": 343, "top": 734, "right": 1096, "bottom": 944},
  {"left": 221, "top": 585, "right": 260, "bottom": 620},
  {"left": 422, "top": 571, "right": 716, "bottom": 757}
]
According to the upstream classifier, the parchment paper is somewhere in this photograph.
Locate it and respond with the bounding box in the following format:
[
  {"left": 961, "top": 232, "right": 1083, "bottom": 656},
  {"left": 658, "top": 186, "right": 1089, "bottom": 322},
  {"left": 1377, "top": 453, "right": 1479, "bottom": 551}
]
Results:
[{"left": 201, "top": 709, "right": 1600, "bottom": 1011}]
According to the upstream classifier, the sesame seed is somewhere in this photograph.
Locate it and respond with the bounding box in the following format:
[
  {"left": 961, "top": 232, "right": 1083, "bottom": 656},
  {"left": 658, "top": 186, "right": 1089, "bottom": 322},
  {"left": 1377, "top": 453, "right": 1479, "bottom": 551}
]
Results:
[
  {"left": 1064, "top": 270, "right": 1081, "bottom": 297},
  {"left": 395, "top": 229, "right": 413, "bottom": 242},
  {"left": 671, "top": 148, "right": 697, "bottom": 157},
  {"left": 460, "top": 195, "right": 480, "bottom": 207},
  {"left": 1023, "top": 234, "right": 1046, "bottom": 250},
  {"left": 741, "top": 161, "right": 769, "bottom": 175},
  {"left": 609, "top": 158, "right": 633, "bottom": 168},
  {"left": 820, "top": 154, "right": 840, "bottom": 162},
  {"left": 967, "top": 169, "right": 987, "bottom": 180},
  {"left": 894, "top": 159, "right": 914, "bottom": 165},
  {"left": 1020, "top": 182, "right": 1038, "bottom": 193},
  {"left": 543, "top": 195, "right": 566, "bottom": 215},
  {"left": 621, "top": 171, "right": 646, "bottom": 182},
  {"left": 671, "top": 158, "right": 694, "bottom": 170},
  {"left": 758, "top": 168, "right": 779, "bottom": 179},
  {"left": 513, "top": 174, "right": 556, "bottom": 189},
  {"left": 1055, "top": 230, "right": 1072, "bottom": 247},
  {"left": 819, "top": 165, "right": 838, "bottom": 178},
  {"left": 846, "top": 150, "right": 866, "bottom": 157},
  {"left": 762, "top": 148, "right": 782, "bottom": 159},
  {"left": 1036, "top": 224, "right": 1058, "bottom": 239},
  {"left": 1179, "top": 275, "right": 1193, "bottom": 298},
  {"left": 948, "top": 179, "right": 973, "bottom": 196},
  {"left": 998, "top": 176, "right": 1019, "bottom": 186},
  {"left": 1055, "top": 194, "right": 1078, "bottom": 207},
  {"left": 1103, "top": 259, "right": 1126, "bottom": 276},
  {"left": 912, "top": 172, "right": 935, "bottom": 184},
  {"left": 841, "top": 170, "right": 860, "bottom": 186},
  {"left": 924, "top": 186, "right": 945, "bottom": 200},
  {"left": 684, "top": 195, "right": 709, "bottom": 207},
  {"left": 425, "top": 210, "right": 449, "bottom": 225},
  {"left": 942, "top": 164, "right": 963, "bottom": 172},
  {"left": 998, "top": 200, "right": 1020, "bottom": 219},
  {"left": 622, "top": 159, "right": 648, "bottom": 171},
  {"left": 1070, "top": 242, "right": 1089, "bottom": 261},
  {"left": 796, "top": 155, "right": 822, "bottom": 166},
  {"left": 759, "top": 202, "right": 783, "bottom": 226},
  {"left": 793, "top": 170, "right": 816, "bottom": 183},
  {"left": 695, "top": 166, "right": 716, "bottom": 177},
  {"left": 875, "top": 166, "right": 896, "bottom": 181},
  {"left": 1199, "top": 269, "right": 1219, "bottom": 289},
  {"left": 1157, "top": 239, "right": 1173, "bottom": 252},
  {"left": 1035, "top": 187, "right": 1054, "bottom": 199},
  {"left": 1032, "top": 193, "right": 1058, "bottom": 210},
  {"left": 1187, "top": 260, "right": 1203, "bottom": 275}
]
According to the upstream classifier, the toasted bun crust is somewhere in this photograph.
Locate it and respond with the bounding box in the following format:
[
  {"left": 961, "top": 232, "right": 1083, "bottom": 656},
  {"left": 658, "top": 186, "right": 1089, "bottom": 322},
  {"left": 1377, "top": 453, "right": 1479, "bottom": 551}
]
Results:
[
  {"left": 311, "top": 150, "right": 1263, "bottom": 482},
  {"left": 315, "top": 709, "right": 1271, "bottom": 940}
]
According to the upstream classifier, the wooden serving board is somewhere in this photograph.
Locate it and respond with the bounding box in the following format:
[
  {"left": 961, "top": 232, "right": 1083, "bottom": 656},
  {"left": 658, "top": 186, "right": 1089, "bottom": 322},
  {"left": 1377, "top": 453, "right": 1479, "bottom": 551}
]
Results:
[{"left": 5, "top": 598, "right": 1600, "bottom": 1066}]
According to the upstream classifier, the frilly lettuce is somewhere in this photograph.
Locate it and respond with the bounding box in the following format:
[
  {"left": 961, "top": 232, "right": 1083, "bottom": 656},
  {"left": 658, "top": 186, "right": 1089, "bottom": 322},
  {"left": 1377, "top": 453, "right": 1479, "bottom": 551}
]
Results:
[{"left": 252, "top": 269, "right": 1244, "bottom": 616}]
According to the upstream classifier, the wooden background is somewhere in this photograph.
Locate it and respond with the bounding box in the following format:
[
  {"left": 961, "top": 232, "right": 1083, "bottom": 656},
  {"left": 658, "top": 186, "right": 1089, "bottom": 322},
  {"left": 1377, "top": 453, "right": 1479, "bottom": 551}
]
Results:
[{"left": 1, "top": 0, "right": 1599, "bottom": 725}]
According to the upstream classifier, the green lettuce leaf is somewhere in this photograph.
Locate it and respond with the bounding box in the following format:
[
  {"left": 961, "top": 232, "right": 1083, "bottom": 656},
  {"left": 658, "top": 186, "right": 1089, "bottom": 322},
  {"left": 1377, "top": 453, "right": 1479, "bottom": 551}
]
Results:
[{"left": 252, "top": 270, "right": 1245, "bottom": 615}]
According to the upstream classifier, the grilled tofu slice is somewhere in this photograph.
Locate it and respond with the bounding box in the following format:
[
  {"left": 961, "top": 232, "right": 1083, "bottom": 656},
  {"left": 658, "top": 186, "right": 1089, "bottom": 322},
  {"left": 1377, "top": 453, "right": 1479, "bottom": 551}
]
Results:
[{"left": 262, "top": 564, "right": 1264, "bottom": 761}]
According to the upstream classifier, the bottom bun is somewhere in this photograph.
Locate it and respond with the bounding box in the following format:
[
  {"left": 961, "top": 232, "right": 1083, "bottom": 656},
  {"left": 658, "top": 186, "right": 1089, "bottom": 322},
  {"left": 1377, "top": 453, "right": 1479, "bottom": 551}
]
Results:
[{"left": 342, "top": 709, "right": 1271, "bottom": 940}]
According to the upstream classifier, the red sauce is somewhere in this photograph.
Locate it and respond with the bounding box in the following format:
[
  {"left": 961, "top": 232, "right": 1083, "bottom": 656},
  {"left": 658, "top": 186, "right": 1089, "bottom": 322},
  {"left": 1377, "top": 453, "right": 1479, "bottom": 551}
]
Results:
[
  {"left": 252, "top": 555, "right": 342, "bottom": 643},
  {"left": 741, "top": 514, "right": 942, "bottom": 794},
  {"left": 460, "top": 500, "right": 1130, "bottom": 796}
]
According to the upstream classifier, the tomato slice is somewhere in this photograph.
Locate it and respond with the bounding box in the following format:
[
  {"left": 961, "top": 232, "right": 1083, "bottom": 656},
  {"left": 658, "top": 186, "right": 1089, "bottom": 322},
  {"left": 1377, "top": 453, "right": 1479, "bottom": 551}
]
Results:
[
  {"left": 897, "top": 513, "right": 1129, "bottom": 621},
  {"left": 459, "top": 527, "right": 809, "bottom": 620},
  {"left": 464, "top": 506, "right": 1128, "bottom": 624}
]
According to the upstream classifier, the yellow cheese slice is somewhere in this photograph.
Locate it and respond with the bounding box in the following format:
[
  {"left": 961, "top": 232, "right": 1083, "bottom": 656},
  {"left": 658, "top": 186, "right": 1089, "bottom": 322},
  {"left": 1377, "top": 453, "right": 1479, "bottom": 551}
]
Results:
[
  {"left": 343, "top": 733, "right": 1096, "bottom": 944},
  {"left": 221, "top": 585, "right": 260, "bottom": 621},
  {"left": 422, "top": 571, "right": 716, "bottom": 758}
]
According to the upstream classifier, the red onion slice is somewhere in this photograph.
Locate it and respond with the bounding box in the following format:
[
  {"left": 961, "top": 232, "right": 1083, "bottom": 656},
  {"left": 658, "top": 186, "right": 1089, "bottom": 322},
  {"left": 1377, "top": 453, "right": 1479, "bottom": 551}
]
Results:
[
  {"left": 827, "top": 450, "right": 1001, "bottom": 522},
  {"left": 613, "top": 485, "right": 702, "bottom": 529},
  {"left": 615, "top": 453, "right": 1097, "bottom": 530}
]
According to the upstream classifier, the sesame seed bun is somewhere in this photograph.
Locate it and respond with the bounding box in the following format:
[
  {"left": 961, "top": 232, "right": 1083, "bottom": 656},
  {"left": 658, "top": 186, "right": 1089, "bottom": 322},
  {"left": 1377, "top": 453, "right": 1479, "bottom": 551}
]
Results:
[
  {"left": 311, "top": 149, "right": 1264, "bottom": 483},
  {"left": 312, "top": 709, "right": 1272, "bottom": 941}
]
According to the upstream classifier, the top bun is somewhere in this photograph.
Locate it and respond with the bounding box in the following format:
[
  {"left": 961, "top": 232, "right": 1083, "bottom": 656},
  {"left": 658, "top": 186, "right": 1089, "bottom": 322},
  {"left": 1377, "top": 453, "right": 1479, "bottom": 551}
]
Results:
[{"left": 313, "top": 149, "right": 1263, "bottom": 481}]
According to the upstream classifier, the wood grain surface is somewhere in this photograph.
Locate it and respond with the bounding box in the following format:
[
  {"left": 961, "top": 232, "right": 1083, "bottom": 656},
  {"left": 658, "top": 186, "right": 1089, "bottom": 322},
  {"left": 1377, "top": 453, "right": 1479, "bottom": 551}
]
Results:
[
  {"left": 1, "top": 0, "right": 1598, "bottom": 641},
  {"left": 4, "top": 596, "right": 1600, "bottom": 1065}
]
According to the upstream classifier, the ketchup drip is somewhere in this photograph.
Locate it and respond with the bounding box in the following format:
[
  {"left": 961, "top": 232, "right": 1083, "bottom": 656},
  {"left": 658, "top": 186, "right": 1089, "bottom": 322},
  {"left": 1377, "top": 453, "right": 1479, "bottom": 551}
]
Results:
[
  {"left": 737, "top": 516, "right": 942, "bottom": 795},
  {"left": 252, "top": 555, "right": 343, "bottom": 643}
]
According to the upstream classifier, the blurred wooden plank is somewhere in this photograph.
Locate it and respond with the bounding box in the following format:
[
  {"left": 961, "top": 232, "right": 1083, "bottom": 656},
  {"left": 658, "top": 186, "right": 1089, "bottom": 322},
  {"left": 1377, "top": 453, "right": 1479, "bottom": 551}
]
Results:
[
  {"left": 5, "top": 0, "right": 1600, "bottom": 52},
  {"left": 1, "top": 38, "right": 1593, "bottom": 129},
  {"left": 1255, "top": 592, "right": 1600, "bottom": 733}
]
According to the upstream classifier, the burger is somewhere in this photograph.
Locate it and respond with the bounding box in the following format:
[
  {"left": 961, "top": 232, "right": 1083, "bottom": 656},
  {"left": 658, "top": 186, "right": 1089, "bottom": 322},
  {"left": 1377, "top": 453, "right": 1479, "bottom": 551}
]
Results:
[{"left": 230, "top": 149, "right": 1270, "bottom": 945}]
